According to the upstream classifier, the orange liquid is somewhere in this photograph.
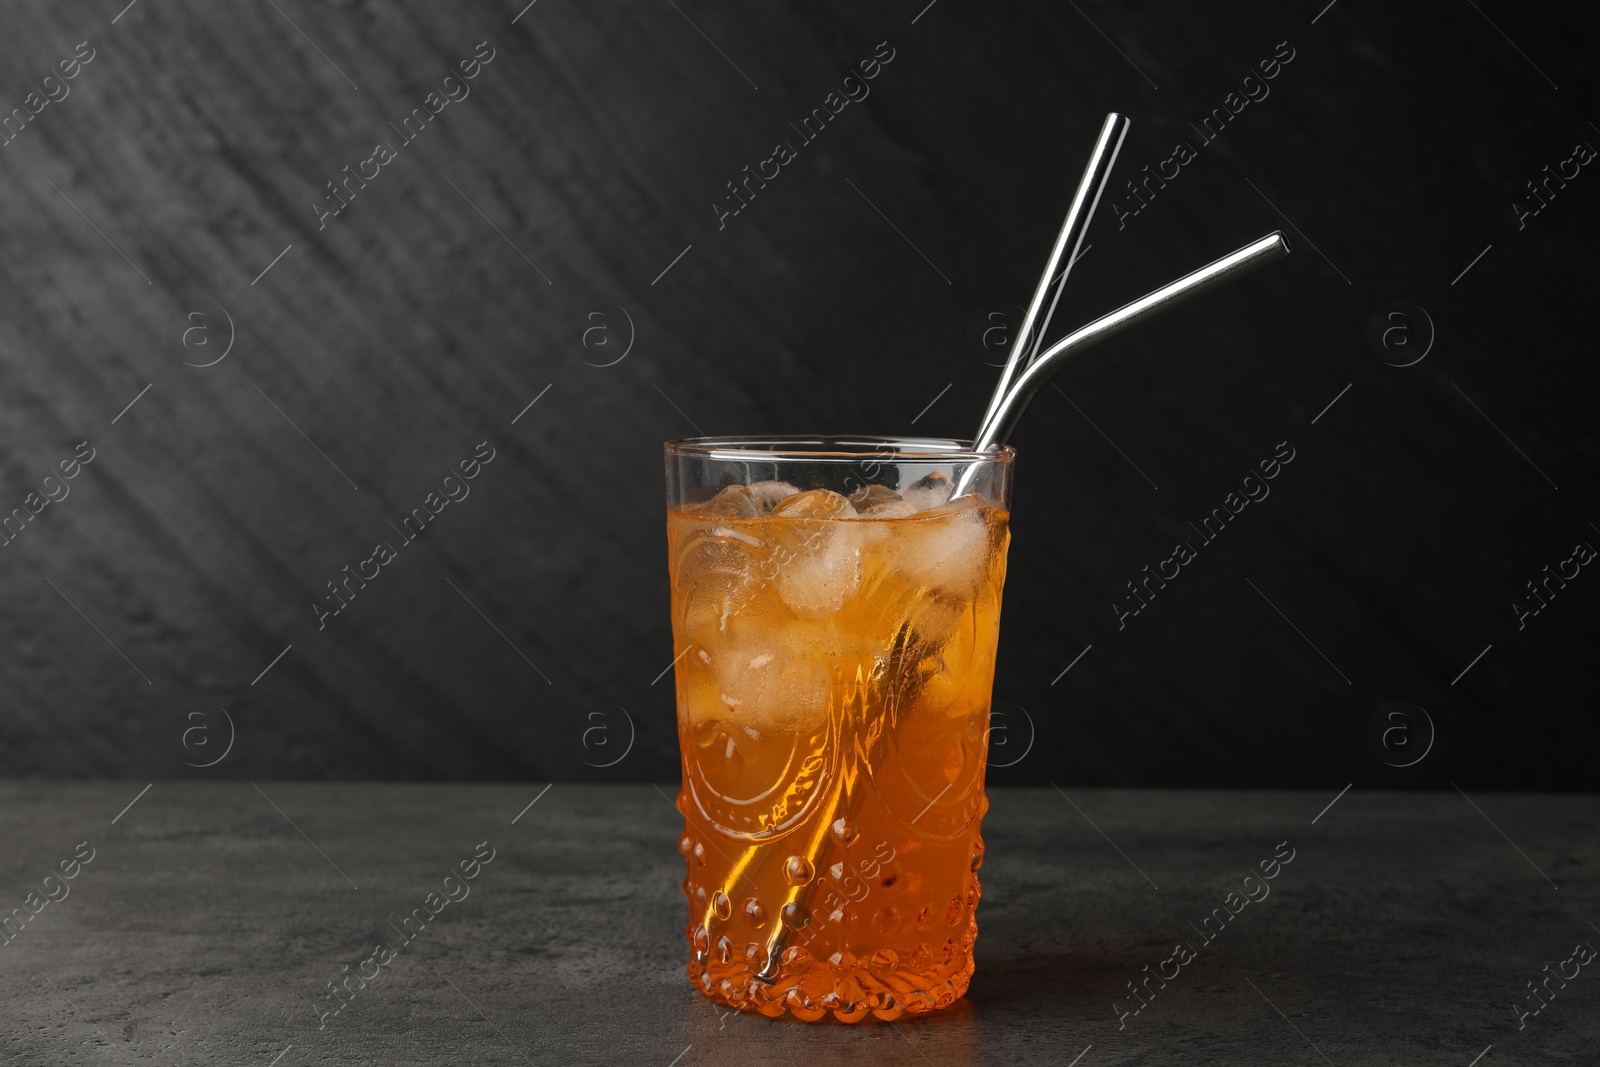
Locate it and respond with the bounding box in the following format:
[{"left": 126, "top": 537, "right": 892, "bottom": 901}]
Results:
[{"left": 668, "top": 491, "right": 1010, "bottom": 1021}]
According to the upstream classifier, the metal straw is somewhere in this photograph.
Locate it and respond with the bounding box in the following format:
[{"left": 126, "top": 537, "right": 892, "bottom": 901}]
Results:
[
  {"left": 974, "top": 231, "right": 1292, "bottom": 450},
  {"left": 976, "top": 114, "right": 1129, "bottom": 434},
  {"left": 747, "top": 141, "right": 1292, "bottom": 997},
  {"left": 1024, "top": 115, "right": 1130, "bottom": 367}
]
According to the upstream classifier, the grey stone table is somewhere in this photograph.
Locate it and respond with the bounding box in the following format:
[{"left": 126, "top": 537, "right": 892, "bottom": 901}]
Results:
[{"left": 2, "top": 784, "right": 1595, "bottom": 1065}]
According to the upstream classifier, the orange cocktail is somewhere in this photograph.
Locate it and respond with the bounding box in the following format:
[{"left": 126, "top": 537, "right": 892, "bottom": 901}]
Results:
[{"left": 665, "top": 437, "right": 1013, "bottom": 1021}]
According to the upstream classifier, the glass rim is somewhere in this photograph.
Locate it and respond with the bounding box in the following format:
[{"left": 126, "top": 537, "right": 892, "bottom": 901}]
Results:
[{"left": 664, "top": 434, "right": 1016, "bottom": 462}]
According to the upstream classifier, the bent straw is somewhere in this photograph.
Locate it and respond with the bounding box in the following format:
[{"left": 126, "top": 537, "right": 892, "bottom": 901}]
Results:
[
  {"left": 749, "top": 212, "right": 1291, "bottom": 1001},
  {"left": 973, "top": 231, "right": 1292, "bottom": 451},
  {"left": 976, "top": 113, "right": 1130, "bottom": 434}
]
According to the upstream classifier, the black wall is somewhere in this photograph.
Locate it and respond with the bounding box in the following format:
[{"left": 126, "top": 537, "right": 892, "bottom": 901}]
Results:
[{"left": 1, "top": 1, "right": 1594, "bottom": 788}]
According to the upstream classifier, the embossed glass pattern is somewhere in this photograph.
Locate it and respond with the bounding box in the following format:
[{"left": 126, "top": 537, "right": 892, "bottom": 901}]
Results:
[{"left": 665, "top": 437, "right": 1013, "bottom": 1021}]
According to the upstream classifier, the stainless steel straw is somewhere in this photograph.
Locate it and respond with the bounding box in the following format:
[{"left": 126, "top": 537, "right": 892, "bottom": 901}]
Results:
[
  {"left": 975, "top": 231, "right": 1292, "bottom": 449},
  {"left": 976, "top": 113, "right": 1129, "bottom": 434},
  {"left": 750, "top": 139, "right": 1292, "bottom": 995}
]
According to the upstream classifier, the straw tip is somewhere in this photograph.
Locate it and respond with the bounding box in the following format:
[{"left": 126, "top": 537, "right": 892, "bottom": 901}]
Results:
[{"left": 1272, "top": 230, "right": 1293, "bottom": 254}]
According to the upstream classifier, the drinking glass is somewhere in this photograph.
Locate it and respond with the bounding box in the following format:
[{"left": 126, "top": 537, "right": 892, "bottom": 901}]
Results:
[{"left": 664, "top": 436, "right": 1014, "bottom": 1021}]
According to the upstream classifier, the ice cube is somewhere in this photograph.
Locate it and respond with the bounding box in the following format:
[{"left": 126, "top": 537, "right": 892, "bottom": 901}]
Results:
[
  {"left": 750, "top": 480, "right": 800, "bottom": 511},
  {"left": 863, "top": 499, "right": 917, "bottom": 518},
  {"left": 917, "top": 494, "right": 986, "bottom": 518},
  {"left": 766, "top": 490, "right": 863, "bottom": 613},
  {"left": 771, "top": 488, "right": 851, "bottom": 518},
  {"left": 773, "top": 524, "right": 864, "bottom": 613},
  {"left": 697, "top": 483, "right": 764, "bottom": 518},
  {"left": 901, "top": 472, "right": 954, "bottom": 512},
  {"left": 703, "top": 632, "right": 831, "bottom": 732},
  {"left": 848, "top": 484, "right": 903, "bottom": 513},
  {"left": 673, "top": 521, "right": 779, "bottom": 641},
  {"left": 895, "top": 496, "right": 991, "bottom": 592}
]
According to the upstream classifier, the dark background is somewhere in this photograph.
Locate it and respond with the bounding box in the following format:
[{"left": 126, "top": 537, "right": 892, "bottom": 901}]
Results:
[{"left": 1, "top": 0, "right": 1594, "bottom": 789}]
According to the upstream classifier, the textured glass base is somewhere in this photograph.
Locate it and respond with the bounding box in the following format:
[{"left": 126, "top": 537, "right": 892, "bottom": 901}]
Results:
[{"left": 686, "top": 912, "right": 979, "bottom": 1023}]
